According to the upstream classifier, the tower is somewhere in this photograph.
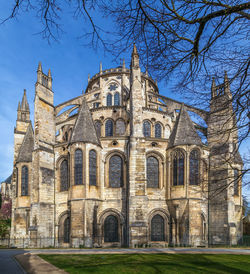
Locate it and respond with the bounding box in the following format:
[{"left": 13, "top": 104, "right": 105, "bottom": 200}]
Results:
[
  {"left": 208, "top": 72, "right": 243, "bottom": 245},
  {"left": 30, "top": 62, "right": 55, "bottom": 242}
]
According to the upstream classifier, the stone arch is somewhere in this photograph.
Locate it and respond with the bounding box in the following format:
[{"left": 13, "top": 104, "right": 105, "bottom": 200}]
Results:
[
  {"left": 58, "top": 210, "right": 70, "bottom": 245},
  {"left": 148, "top": 209, "right": 170, "bottom": 243},
  {"left": 98, "top": 209, "right": 125, "bottom": 246}
]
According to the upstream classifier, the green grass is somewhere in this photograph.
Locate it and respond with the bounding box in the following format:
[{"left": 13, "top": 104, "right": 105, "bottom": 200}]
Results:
[{"left": 39, "top": 253, "right": 250, "bottom": 273}]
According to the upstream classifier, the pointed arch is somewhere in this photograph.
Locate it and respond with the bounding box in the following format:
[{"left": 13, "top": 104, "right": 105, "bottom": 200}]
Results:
[
  {"left": 105, "top": 119, "right": 113, "bottom": 137},
  {"left": 60, "top": 159, "right": 69, "bottom": 191},
  {"left": 155, "top": 123, "right": 162, "bottom": 138},
  {"left": 147, "top": 156, "right": 159, "bottom": 188},
  {"left": 143, "top": 120, "right": 151, "bottom": 137},
  {"left": 75, "top": 149, "right": 83, "bottom": 185},
  {"left": 189, "top": 149, "right": 199, "bottom": 185},
  {"left": 89, "top": 149, "right": 97, "bottom": 186},
  {"left": 173, "top": 149, "right": 185, "bottom": 186},
  {"left": 109, "top": 155, "right": 123, "bottom": 187},
  {"left": 21, "top": 165, "right": 28, "bottom": 196},
  {"left": 107, "top": 93, "right": 112, "bottom": 106},
  {"left": 114, "top": 92, "right": 120, "bottom": 106}
]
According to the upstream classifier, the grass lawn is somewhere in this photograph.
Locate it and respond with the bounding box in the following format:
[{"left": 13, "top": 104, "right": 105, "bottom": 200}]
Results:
[{"left": 39, "top": 253, "right": 250, "bottom": 273}]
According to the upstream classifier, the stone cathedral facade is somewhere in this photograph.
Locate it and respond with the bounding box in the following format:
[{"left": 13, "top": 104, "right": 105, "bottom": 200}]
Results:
[{"left": 10, "top": 46, "right": 243, "bottom": 247}]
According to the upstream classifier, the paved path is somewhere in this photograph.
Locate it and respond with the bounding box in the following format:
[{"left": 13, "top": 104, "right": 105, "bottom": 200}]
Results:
[{"left": 1, "top": 248, "right": 250, "bottom": 274}]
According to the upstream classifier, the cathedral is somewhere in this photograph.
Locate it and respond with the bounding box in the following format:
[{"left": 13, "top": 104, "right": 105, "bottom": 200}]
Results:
[{"left": 10, "top": 45, "right": 243, "bottom": 248}]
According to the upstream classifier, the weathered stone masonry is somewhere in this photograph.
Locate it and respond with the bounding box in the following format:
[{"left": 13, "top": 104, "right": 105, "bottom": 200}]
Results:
[{"left": 10, "top": 46, "right": 243, "bottom": 247}]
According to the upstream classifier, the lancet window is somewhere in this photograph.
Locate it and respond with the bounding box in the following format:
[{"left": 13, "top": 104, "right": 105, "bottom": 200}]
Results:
[
  {"left": 189, "top": 149, "right": 199, "bottom": 185},
  {"left": 147, "top": 156, "right": 159, "bottom": 188},
  {"left": 105, "top": 119, "right": 113, "bottom": 137},
  {"left": 89, "top": 150, "right": 97, "bottom": 186},
  {"left": 95, "top": 121, "right": 102, "bottom": 138},
  {"left": 60, "top": 159, "right": 69, "bottom": 191},
  {"left": 114, "top": 92, "right": 120, "bottom": 106},
  {"left": 109, "top": 155, "right": 123, "bottom": 187},
  {"left": 143, "top": 121, "right": 151, "bottom": 137},
  {"left": 107, "top": 93, "right": 112, "bottom": 106},
  {"left": 75, "top": 149, "right": 83, "bottom": 185},
  {"left": 173, "top": 150, "right": 184, "bottom": 186},
  {"left": 234, "top": 169, "right": 239, "bottom": 196},
  {"left": 115, "top": 119, "right": 126, "bottom": 136},
  {"left": 155, "top": 123, "right": 162, "bottom": 138},
  {"left": 21, "top": 166, "right": 28, "bottom": 196}
]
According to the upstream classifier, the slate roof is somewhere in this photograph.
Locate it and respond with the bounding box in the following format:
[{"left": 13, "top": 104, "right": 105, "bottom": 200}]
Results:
[
  {"left": 16, "top": 123, "right": 34, "bottom": 163},
  {"left": 69, "top": 97, "right": 100, "bottom": 146},
  {"left": 1, "top": 174, "right": 12, "bottom": 184},
  {"left": 168, "top": 104, "right": 202, "bottom": 148}
]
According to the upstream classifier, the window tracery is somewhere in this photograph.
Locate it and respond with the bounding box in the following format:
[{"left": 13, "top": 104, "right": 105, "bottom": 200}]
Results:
[
  {"left": 60, "top": 159, "right": 68, "bottom": 191},
  {"left": 21, "top": 166, "right": 28, "bottom": 196},
  {"left": 109, "top": 155, "right": 123, "bottom": 187},
  {"left": 105, "top": 119, "right": 113, "bottom": 137},
  {"left": 89, "top": 150, "right": 97, "bottom": 186},
  {"left": 143, "top": 121, "right": 151, "bottom": 137},
  {"left": 147, "top": 156, "right": 159, "bottom": 188},
  {"left": 75, "top": 149, "right": 83, "bottom": 185},
  {"left": 189, "top": 149, "right": 199, "bottom": 185},
  {"left": 173, "top": 150, "right": 184, "bottom": 185}
]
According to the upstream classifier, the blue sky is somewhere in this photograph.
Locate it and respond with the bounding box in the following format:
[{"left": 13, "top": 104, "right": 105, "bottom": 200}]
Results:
[{"left": 0, "top": 3, "right": 249, "bottom": 199}]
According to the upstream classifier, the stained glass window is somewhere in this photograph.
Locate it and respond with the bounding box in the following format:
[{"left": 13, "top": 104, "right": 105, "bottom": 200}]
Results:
[
  {"left": 21, "top": 166, "right": 28, "bottom": 196},
  {"left": 75, "top": 149, "right": 83, "bottom": 185},
  {"left": 189, "top": 150, "right": 199, "bottom": 185},
  {"left": 64, "top": 217, "right": 70, "bottom": 243},
  {"left": 109, "top": 155, "right": 123, "bottom": 187},
  {"left": 104, "top": 215, "right": 119, "bottom": 242},
  {"left": 114, "top": 92, "right": 120, "bottom": 106},
  {"left": 108, "top": 83, "right": 118, "bottom": 91},
  {"left": 155, "top": 123, "right": 162, "bottom": 138},
  {"left": 95, "top": 121, "right": 102, "bottom": 138},
  {"left": 107, "top": 93, "right": 112, "bottom": 106},
  {"left": 147, "top": 156, "right": 159, "bottom": 188},
  {"left": 151, "top": 215, "right": 164, "bottom": 241},
  {"left": 115, "top": 119, "right": 126, "bottom": 136},
  {"left": 173, "top": 150, "right": 184, "bottom": 185},
  {"left": 89, "top": 150, "right": 97, "bottom": 186},
  {"left": 234, "top": 169, "right": 239, "bottom": 195},
  {"left": 105, "top": 119, "right": 113, "bottom": 137},
  {"left": 143, "top": 121, "right": 151, "bottom": 137},
  {"left": 60, "top": 159, "right": 68, "bottom": 191}
]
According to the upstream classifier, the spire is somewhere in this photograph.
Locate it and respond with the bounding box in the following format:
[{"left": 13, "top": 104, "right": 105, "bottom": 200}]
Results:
[
  {"left": 122, "top": 59, "right": 125, "bottom": 71},
  {"left": 145, "top": 67, "right": 148, "bottom": 76},
  {"left": 17, "top": 101, "right": 21, "bottom": 111},
  {"left": 69, "top": 97, "right": 100, "bottom": 146},
  {"left": 168, "top": 104, "right": 202, "bottom": 148},
  {"left": 100, "top": 62, "right": 102, "bottom": 73},
  {"left": 16, "top": 123, "right": 34, "bottom": 163},
  {"left": 48, "top": 68, "right": 51, "bottom": 78},
  {"left": 21, "top": 89, "right": 30, "bottom": 112},
  {"left": 211, "top": 77, "right": 216, "bottom": 98},
  {"left": 38, "top": 62, "right": 42, "bottom": 72},
  {"left": 131, "top": 44, "right": 140, "bottom": 69}
]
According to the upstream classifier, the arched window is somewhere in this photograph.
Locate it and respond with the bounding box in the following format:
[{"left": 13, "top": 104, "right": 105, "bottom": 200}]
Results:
[
  {"left": 105, "top": 119, "right": 113, "bottom": 137},
  {"left": 189, "top": 149, "right": 199, "bottom": 185},
  {"left": 64, "top": 217, "right": 70, "bottom": 243},
  {"left": 147, "top": 156, "right": 159, "bottom": 188},
  {"left": 104, "top": 215, "right": 119, "bottom": 242},
  {"left": 114, "top": 92, "right": 120, "bottom": 106},
  {"left": 115, "top": 119, "right": 126, "bottom": 136},
  {"left": 151, "top": 215, "right": 164, "bottom": 241},
  {"left": 143, "top": 121, "right": 151, "bottom": 137},
  {"left": 89, "top": 150, "right": 97, "bottom": 186},
  {"left": 107, "top": 93, "right": 112, "bottom": 106},
  {"left": 109, "top": 155, "right": 123, "bottom": 187},
  {"left": 60, "top": 159, "right": 69, "bottom": 191},
  {"left": 95, "top": 121, "right": 102, "bottom": 138},
  {"left": 75, "top": 149, "right": 83, "bottom": 185},
  {"left": 173, "top": 150, "right": 184, "bottom": 186},
  {"left": 21, "top": 166, "right": 28, "bottom": 196},
  {"left": 155, "top": 123, "right": 162, "bottom": 138}
]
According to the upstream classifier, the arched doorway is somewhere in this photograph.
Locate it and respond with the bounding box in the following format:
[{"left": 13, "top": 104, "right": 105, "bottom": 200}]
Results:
[
  {"left": 64, "top": 217, "right": 70, "bottom": 243},
  {"left": 104, "top": 215, "right": 119, "bottom": 242},
  {"left": 151, "top": 214, "right": 165, "bottom": 241}
]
